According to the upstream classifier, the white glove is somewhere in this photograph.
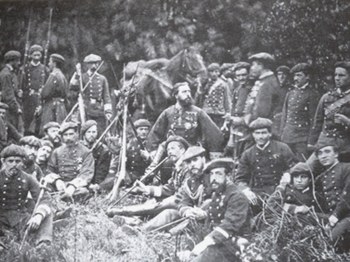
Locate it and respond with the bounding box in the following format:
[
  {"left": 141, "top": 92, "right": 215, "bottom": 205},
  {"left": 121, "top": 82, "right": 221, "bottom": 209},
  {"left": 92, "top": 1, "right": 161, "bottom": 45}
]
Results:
[
  {"left": 328, "top": 215, "right": 339, "bottom": 227},
  {"left": 192, "top": 237, "right": 215, "bottom": 256}
]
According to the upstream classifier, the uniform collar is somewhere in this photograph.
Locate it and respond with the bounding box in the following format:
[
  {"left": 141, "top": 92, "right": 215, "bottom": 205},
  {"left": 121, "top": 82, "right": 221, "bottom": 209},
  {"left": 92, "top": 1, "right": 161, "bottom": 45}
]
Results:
[
  {"left": 30, "top": 61, "right": 41, "bottom": 67},
  {"left": 296, "top": 82, "right": 309, "bottom": 90},
  {"left": 256, "top": 140, "right": 271, "bottom": 151},
  {"left": 325, "top": 160, "right": 339, "bottom": 172},
  {"left": 6, "top": 64, "right": 13, "bottom": 71}
]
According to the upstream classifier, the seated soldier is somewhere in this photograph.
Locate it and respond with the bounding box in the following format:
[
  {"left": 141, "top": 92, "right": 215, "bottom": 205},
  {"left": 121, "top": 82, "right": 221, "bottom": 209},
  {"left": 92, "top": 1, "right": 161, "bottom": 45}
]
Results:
[
  {"left": 0, "top": 145, "right": 53, "bottom": 248},
  {"left": 235, "top": 117, "right": 297, "bottom": 214},
  {"left": 261, "top": 162, "right": 318, "bottom": 227},
  {"left": 36, "top": 140, "right": 54, "bottom": 176},
  {"left": 41, "top": 122, "right": 61, "bottom": 149},
  {"left": 314, "top": 141, "right": 350, "bottom": 246},
  {"left": 45, "top": 122, "right": 94, "bottom": 200},
  {"left": 106, "top": 136, "right": 190, "bottom": 219},
  {"left": 19, "top": 136, "right": 44, "bottom": 181},
  {"left": 179, "top": 158, "right": 251, "bottom": 262},
  {"left": 80, "top": 120, "right": 111, "bottom": 191}
]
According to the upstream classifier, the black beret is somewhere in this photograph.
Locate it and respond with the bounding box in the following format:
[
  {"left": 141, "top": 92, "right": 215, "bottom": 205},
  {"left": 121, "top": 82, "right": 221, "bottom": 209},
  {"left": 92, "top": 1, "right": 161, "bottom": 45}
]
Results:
[
  {"left": 249, "top": 117, "right": 273, "bottom": 131},
  {"left": 134, "top": 119, "right": 151, "bottom": 129},
  {"left": 203, "top": 157, "right": 235, "bottom": 173},
  {"left": 1, "top": 144, "right": 26, "bottom": 158},
  {"left": 290, "top": 63, "right": 312, "bottom": 75},
  {"left": 19, "top": 136, "right": 42, "bottom": 148},
  {"left": 207, "top": 63, "right": 220, "bottom": 71},
  {"left": 59, "top": 121, "right": 78, "bottom": 134},
  {"left": 43, "top": 122, "right": 60, "bottom": 132},
  {"left": 334, "top": 61, "right": 350, "bottom": 72},
  {"left": 165, "top": 135, "right": 189, "bottom": 150},
  {"left": 182, "top": 146, "right": 206, "bottom": 162},
  {"left": 81, "top": 120, "right": 97, "bottom": 135},
  {"left": 290, "top": 162, "right": 311, "bottom": 177},
  {"left": 50, "top": 53, "right": 65, "bottom": 64},
  {"left": 276, "top": 65, "right": 290, "bottom": 74},
  {"left": 4, "top": 50, "right": 21, "bottom": 61},
  {"left": 248, "top": 52, "right": 275, "bottom": 66},
  {"left": 220, "top": 63, "right": 235, "bottom": 73},
  {"left": 234, "top": 62, "right": 250, "bottom": 72},
  {"left": 29, "top": 45, "right": 43, "bottom": 54},
  {"left": 315, "top": 137, "right": 337, "bottom": 152},
  {"left": 0, "top": 102, "right": 9, "bottom": 110}
]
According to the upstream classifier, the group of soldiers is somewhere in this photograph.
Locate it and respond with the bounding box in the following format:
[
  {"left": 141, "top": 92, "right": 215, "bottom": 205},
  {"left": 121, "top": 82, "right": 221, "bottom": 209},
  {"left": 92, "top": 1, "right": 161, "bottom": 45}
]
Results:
[{"left": 1, "top": 45, "right": 350, "bottom": 261}]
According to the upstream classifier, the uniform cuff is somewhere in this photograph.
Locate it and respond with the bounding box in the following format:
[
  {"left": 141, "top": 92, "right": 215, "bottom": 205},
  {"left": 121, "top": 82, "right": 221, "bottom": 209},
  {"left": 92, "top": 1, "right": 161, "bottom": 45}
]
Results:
[{"left": 104, "top": 103, "right": 112, "bottom": 112}]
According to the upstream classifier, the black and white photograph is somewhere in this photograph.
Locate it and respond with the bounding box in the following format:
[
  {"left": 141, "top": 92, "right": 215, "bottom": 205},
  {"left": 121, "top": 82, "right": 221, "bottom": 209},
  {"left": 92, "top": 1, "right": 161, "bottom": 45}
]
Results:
[{"left": 0, "top": 0, "right": 349, "bottom": 261}]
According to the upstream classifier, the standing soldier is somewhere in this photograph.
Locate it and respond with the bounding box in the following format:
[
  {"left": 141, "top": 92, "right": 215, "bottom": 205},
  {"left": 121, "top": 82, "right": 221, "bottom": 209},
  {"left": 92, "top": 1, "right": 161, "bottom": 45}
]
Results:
[
  {"left": 0, "top": 50, "right": 23, "bottom": 134},
  {"left": 280, "top": 63, "right": 320, "bottom": 160},
  {"left": 21, "top": 45, "right": 49, "bottom": 134},
  {"left": 0, "top": 102, "right": 22, "bottom": 151},
  {"left": 195, "top": 63, "right": 231, "bottom": 128},
  {"left": 70, "top": 54, "right": 112, "bottom": 130},
  {"left": 39, "top": 54, "right": 68, "bottom": 136}
]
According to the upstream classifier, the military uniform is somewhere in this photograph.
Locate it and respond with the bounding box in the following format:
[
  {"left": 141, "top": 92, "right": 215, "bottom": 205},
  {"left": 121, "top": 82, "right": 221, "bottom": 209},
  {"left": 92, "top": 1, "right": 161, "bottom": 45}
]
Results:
[
  {"left": 0, "top": 65, "right": 22, "bottom": 130},
  {"left": 193, "top": 182, "right": 251, "bottom": 262},
  {"left": 48, "top": 142, "right": 94, "bottom": 189},
  {"left": 280, "top": 84, "right": 320, "bottom": 159},
  {"left": 235, "top": 140, "right": 297, "bottom": 196},
  {"left": 21, "top": 61, "right": 49, "bottom": 132},
  {"left": 308, "top": 89, "right": 350, "bottom": 155},
  {"left": 146, "top": 104, "right": 224, "bottom": 153},
  {"left": 40, "top": 67, "right": 68, "bottom": 135}
]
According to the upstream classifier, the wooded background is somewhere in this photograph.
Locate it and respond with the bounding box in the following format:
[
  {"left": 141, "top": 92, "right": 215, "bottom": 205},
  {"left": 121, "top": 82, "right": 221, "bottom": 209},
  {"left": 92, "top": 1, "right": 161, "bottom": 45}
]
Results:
[{"left": 0, "top": 0, "right": 349, "bottom": 87}]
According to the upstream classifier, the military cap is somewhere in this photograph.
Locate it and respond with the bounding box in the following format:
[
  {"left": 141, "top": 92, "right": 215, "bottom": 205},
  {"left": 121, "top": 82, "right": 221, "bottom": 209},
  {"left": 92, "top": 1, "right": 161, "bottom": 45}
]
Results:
[
  {"left": 207, "top": 63, "right": 220, "bottom": 72},
  {"left": 29, "top": 44, "right": 43, "bottom": 54},
  {"left": 249, "top": 117, "right": 273, "bottom": 131},
  {"left": 248, "top": 52, "right": 275, "bottom": 66},
  {"left": 19, "top": 135, "right": 42, "bottom": 148},
  {"left": 81, "top": 120, "right": 97, "bottom": 135},
  {"left": 59, "top": 121, "right": 78, "bottom": 134},
  {"left": 40, "top": 140, "right": 54, "bottom": 149},
  {"left": 83, "top": 54, "right": 102, "bottom": 63},
  {"left": 315, "top": 137, "right": 338, "bottom": 153},
  {"left": 4, "top": 50, "right": 21, "bottom": 61},
  {"left": 290, "top": 63, "right": 312, "bottom": 75},
  {"left": 203, "top": 158, "right": 235, "bottom": 173},
  {"left": 50, "top": 53, "right": 65, "bottom": 64},
  {"left": 0, "top": 102, "right": 9, "bottom": 110},
  {"left": 134, "top": 119, "right": 151, "bottom": 129},
  {"left": 165, "top": 135, "right": 189, "bottom": 150},
  {"left": 334, "top": 61, "right": 350, "bottom": 72},
  {"left": 172, "top": 82, "right": 190, "bottom": 96},
  {"left": 1, "top": 144, "right": 26, "bottom": 158},
  {"left": 290, "top": 162, "right": 311, "bottom": 177},
  {"left": 182, "top": 146, "right": 206, "bottom": 162},
  {"left": 220, "top": 63, "right": 234, "bottom": 73},
  {"left": 234, "top": 61, "right": 250, "bottom": 72},
  {"left": 43, "top": 121, "right": 60, "bottom": 132},
  {"left": 276, "top": 65, "right": 290, "bottom": 74}
]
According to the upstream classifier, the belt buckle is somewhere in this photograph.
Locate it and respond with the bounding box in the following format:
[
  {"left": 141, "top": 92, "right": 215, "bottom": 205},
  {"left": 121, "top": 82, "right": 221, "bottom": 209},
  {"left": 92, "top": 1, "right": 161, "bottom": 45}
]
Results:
[{"left": 90, "top": 98, "right": 97, "bottom": 104}]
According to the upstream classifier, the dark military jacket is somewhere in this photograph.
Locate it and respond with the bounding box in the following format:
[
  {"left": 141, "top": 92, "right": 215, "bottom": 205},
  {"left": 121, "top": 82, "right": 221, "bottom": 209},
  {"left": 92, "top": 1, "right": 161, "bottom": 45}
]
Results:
[
  {"left": 244, "top": 72, "right": 282, "bottom": 123},
  {"left": 82, "top": 140, "right": 111, "bottom": 185},
  {"left": 308, "top": 88, "right": 350, "bottom": 153},
  {"left": 21, "top": 62, "right": 49, "bottom": 130},
  {"left": 0, "top": 65, "right": 21, "bottom": 128},
  {"left": 206, "top": 181, "right": 251, "bottom": 243},
  {"left": 231, "top": 83, "right": 251, "bottom": 117},
  {"left": 21, "top": 159, "right": 44, "bottom": 182},
  {"left": 280, "top": 84, "right": 320, "bottom": 143},
  {"left": 146, "top": 104, "right": 224, "bottom": 152},
  {"left": 235, "top": 140, "right": 297, "bottom": 195},
  {"left": 0, "top": 169, "right": 51, "bottom": 227},
  {"left": 71, "top": 71, "right": 111, "bottom": 117},
  {"left": 48, "top": 142, "right": 94, "bottom": 188},
  {"left": 315, "top": 162, "right": 350, "bottom": 219}
]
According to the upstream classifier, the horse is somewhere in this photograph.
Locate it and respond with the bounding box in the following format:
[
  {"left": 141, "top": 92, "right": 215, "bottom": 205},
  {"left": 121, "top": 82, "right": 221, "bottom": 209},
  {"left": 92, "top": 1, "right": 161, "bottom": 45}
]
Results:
[{"left": 122, "top": 47, "right": 207, "bottom": 123}]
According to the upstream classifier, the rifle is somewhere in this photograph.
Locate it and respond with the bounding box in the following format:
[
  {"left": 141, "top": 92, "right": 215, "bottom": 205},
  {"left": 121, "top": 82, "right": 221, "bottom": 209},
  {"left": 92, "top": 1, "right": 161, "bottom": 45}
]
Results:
[
  {"left": 63, "top": 61, "right": 104, "bottom": 123},
  {"left": 19, "top": 178, "right": 48, "bottom": 250},
  {"left": 43, "top": 8, "right": 53, "bottom": 67},
  {"left": 109, "top": 156, "right": 169, "bottom": 207},
  {"left": 75, "top": 63, "right": 86, "bottom": 124}
]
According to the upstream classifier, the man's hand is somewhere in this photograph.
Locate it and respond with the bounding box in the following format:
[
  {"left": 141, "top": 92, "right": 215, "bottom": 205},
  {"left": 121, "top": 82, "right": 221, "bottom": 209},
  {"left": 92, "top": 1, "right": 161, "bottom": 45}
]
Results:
[
  {"left": 295, "top": 205, "right": 310, "bottom": 214},
  {"left": 27, "top": 214, "right": 43, "bottom": 231},
  {"left": 89, "top": 183, "right": 100, "bottom": 192},
  {"left": 140, "top": 150, "right": 150, "bottom": 161},
  {"left": 132, "top": 181, "right": 151, "bottom": 195},
  {"left": 280, "top": 173, "right": 291, "bottom": 185},
  {"left": 56, "top": 180, "right": 66, "bottom": 192},
  {"left": 17, "top": 89, "right": 23, "bottom": 98},
  {"left": 242, "top": 188, "right": 258, "bottom": 205},
  {"left": 184, "top": 207, "right": 207, "bottom": 220},
  {"left": 34, "top": 105, "right": 42, "bottom": 116},
  {"left": 328, "top": 214, "right": 339, "bottom": 227}
]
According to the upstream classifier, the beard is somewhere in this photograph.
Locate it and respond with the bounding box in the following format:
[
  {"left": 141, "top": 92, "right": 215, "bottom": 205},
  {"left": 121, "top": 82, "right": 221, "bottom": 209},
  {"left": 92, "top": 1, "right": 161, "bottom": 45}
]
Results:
[{"left": 178, "top": 97, "right": 193, "bottom": 108}]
